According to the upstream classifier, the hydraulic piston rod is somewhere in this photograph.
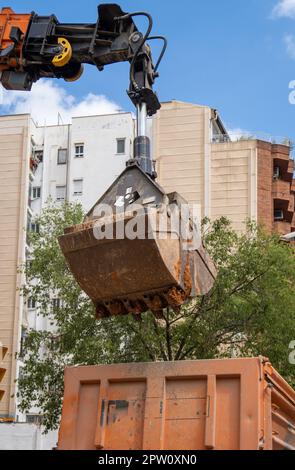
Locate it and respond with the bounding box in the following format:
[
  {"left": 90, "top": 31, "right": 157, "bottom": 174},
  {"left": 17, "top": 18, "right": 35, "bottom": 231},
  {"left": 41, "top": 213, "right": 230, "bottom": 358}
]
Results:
[
  {"left": 137, "top": 102, "right": 147, "bottom": 136},
  {"left": 133, "top": 102, "right": 154, "bottom": 178}
]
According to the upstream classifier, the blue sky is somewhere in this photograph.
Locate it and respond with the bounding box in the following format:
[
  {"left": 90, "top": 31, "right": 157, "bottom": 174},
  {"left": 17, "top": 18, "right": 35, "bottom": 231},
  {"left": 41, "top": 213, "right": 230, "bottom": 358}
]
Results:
[{"left": 2, "top": 0, "right": 295, "bottom": 139}]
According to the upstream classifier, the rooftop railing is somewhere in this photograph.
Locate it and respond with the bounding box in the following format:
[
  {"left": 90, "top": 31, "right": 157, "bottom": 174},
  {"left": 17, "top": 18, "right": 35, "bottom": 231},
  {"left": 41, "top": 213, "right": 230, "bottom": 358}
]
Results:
[{"left": 211, "top": 132, "right": 294, "bottom": 157}]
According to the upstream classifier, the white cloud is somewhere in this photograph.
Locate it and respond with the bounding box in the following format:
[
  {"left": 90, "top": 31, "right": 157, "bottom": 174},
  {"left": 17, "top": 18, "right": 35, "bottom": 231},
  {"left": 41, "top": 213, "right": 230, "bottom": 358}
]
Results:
[
  {"left": 0, "top": 80, "right": 121, "bottom": 125},
  {"left": 272, "top": 0, "right": 295, "bottom": 18},
  {"left": 284, "top": 33, "right": 295, "bottom": 58}
]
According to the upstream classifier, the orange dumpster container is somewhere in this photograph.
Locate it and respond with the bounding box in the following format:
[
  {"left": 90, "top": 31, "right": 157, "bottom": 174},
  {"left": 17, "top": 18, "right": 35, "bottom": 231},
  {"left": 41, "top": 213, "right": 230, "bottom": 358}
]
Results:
[{"left": 58, "top": 357, "right": 295, "bottom": 451}]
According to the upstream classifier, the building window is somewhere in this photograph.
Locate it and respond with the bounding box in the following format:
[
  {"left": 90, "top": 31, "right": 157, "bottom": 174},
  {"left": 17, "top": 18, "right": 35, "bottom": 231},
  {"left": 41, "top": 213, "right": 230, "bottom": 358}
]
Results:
[
  {"left": 30, "top": 152, "right": 40, "bottom": 173},
  {"left": 57, "top": 148, "right": 67, "bottom": 165},
  {"left": 73, "top": 179, "right": 83, "bottom": 196},
  {"left": 28, "top": 298, "right": 36, "bottom": 310},
  {"left": 32, "top": 187, "right": 41, "bottom": 199},
  {"left": 26, "top": 414, "right": 43, "bottom": 426},
  {"left": 26, "top": 213, "right": 32, "bottom": 245},
  {"left": 20, "top": 327, "right": 27, "bottom": 358},
  {"left": 30, "top": 222, "right": 40, "bottom": 234},
  {"left": 56, "top": 185, "right": 66, "bottom": 202},
  {"left": 117, "top": 138, "right": 126, "bottom": 155},
  {"left": 273, "top": 166, "right": 281, "bottom": 180},
  {"left": 18, "top": 366, "right": 24, "bottom": 381},
  {"left": 52, "top": 298, "right": 64, "bottom": 312},
  {"left": 274, "top": 209, "right": 284, "bottom": 221},
  {"left": 28, "top": 183, "right": 33, "bottom": 208},
  {"left": 75, "top": 144, "right": 84, "bottom": 158},
  {"left": 34, "top": 150, "right": 43, "bottom": 163},
  {"left": 26, "top": 258, "right": 33, "bottom": 272}
]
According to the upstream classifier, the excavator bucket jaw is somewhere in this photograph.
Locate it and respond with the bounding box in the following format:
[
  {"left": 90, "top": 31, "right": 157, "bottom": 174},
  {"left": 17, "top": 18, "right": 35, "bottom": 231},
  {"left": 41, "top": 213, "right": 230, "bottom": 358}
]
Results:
[{"left": 59, "top": 164, "right": 216, "bottom": 318}]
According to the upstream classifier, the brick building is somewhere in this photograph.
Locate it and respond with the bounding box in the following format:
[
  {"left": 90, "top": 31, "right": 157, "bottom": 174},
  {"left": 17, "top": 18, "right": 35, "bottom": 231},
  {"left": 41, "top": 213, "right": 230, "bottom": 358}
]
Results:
[
  {"left": 257, "top": 142, "right": 295, "bottom": 234},
  {"left": 153, "top": 101, "right": 295, "bottom": 235}
]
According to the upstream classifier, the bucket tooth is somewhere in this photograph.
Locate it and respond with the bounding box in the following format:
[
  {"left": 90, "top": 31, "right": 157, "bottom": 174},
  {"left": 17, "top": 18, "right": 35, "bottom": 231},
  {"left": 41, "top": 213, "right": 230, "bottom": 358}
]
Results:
[
  {"left": 148, "top": 294, "right": 166, "bottom": 311},
  {"left": 96, "top": 304, "right": 111, "bottom": 320},
  {"left": 107, "top": 301, "right": 128, "bottom": 317},
  {"left": 123, "top": 299, "right": 146, "bottom": 316},
  {"left": 167, "top": 287, "right": 186, "bottom": 308}
]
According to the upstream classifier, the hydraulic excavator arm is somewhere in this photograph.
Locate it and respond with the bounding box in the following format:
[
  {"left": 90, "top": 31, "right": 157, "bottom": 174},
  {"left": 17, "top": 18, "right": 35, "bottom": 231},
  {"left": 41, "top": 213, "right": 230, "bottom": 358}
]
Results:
[
  {"left": 0, "top": 4, "right": 166, "bottom": 117},
  {"left": 0, "top": 3, "right": 216, "bottom": 319},
  {"left": 0, "top": 3, "right": 167, "bottom": 178}
]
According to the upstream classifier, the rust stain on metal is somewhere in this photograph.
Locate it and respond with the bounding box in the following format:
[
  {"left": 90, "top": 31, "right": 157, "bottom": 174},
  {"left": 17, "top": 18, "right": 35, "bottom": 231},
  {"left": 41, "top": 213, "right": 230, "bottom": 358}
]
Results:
[
  {"left": 167, "top": 287, "right": 186, "bottom": 307},
  {"left": 183, "top": 262, "right": 193, "bottom": 296},
  {"left": 150, "top": 295, "right": 163, "bottom": 311},
  {"left": 174, "top": 260, "right": 181, "bottom": 280},
  {"left": 64, "top": 220, "right": 94, "bottom": 234},
  {"left": 111, "top": 272, "right": 119, "bottom": 283}
]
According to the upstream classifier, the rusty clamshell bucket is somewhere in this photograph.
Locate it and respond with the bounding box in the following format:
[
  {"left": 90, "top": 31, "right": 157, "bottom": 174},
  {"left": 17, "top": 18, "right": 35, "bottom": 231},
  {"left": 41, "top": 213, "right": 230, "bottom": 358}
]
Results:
[{"left": 59, "top": 165, "right": 216, "bottom": 318}]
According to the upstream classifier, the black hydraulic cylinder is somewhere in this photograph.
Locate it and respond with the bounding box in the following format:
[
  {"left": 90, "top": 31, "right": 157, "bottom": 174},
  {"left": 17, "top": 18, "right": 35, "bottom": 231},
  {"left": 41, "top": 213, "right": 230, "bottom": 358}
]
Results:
[{"left": 133, "top": 136, "right": 154, "bottom": 177}]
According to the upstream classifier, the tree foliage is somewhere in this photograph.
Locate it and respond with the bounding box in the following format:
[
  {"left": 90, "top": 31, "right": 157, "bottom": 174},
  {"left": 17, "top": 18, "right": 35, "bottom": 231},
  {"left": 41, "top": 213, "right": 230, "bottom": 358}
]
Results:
[{"left": 18, "top": 203, "right": 295, "bottom": 431}]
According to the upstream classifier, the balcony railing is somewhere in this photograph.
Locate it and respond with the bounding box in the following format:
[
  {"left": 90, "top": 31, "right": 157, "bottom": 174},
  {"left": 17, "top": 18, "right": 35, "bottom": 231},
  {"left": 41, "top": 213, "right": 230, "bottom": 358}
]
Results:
[
  {"left": 211, "top": 134, "right": 231, "bottom": 144},
  {"left": 212, "top": 132, "right": 294, "bottom": 154}
]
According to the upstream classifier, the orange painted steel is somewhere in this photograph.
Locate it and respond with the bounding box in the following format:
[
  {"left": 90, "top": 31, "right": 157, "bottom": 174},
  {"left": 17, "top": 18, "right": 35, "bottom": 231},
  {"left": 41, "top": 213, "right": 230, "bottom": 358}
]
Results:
[
  {"left": 58, "top": 357, "right": 295, "bottom": 450},
  {"left": 0, "top": 8, "right": 31, "bottom": 71}
]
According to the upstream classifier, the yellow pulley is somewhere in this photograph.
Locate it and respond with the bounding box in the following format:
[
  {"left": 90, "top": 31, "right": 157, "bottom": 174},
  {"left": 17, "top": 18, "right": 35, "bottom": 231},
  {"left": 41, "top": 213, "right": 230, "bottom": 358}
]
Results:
[{"left": 52, "top": 38, "right": 72, "bottom": 68}]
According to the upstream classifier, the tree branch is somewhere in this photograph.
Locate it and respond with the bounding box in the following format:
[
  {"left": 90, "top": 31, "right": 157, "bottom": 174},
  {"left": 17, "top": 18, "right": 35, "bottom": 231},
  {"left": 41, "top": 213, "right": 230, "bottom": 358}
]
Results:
[
  {"left": 152, "top": 317, "right": 168, "bottom": 361},
  {"left": 179, "top": 305, "right": 266, "bottom": 361},
  {"left": 164, "top": 309, "right": 173, "bottom": 361},
  {"left": 127, "top": 322, "right": 156, "bottom": 361},
  {"left": 174, "top": 296, "right": 207, "bottom": 360}
]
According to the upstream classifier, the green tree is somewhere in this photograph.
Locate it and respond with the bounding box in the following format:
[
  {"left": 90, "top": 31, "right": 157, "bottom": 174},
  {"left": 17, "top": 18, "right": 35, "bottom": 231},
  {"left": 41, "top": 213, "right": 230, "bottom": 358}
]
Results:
[{"left": 18, "top": 204, "right": 295, "bottom": 431}]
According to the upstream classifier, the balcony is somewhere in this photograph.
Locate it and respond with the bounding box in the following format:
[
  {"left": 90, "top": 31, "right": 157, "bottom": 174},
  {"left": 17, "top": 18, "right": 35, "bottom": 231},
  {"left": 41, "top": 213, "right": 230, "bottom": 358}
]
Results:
[
  {"left": 211, "top": 134, "right": 231, "bottom": 144},
  {"left": 272, "top": 146, "right": 294, "bottom": 184},
  {"left": 273, "top": 220, "right": 292, "bottom": 235},
  {"left": 30, "top": 155, "right": 40, "bottom": 174},
  {"left": 272, "top": 179, "right": 294, "bottom": 213},
  {"left": 30, "top": 148, "right": 43, "bottom": 176},
  {"left": 273, "top": 184, "right": 295, "bottom": 234}
]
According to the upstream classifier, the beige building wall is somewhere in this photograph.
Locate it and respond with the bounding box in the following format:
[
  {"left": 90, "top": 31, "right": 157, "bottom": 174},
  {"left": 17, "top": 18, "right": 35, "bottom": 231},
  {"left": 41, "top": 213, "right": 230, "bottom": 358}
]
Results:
[
  {"left": 153, "top": 101, "right": 259, "bottom": 233},
  {"left": 0, "top": 114, "right": 31, "bottom": 417},
  {"left": 154, "top": 101, "right": 212, "bottom": 218},
  {"left": 211, "top": 140, "right": 258, "bottom": 233}
]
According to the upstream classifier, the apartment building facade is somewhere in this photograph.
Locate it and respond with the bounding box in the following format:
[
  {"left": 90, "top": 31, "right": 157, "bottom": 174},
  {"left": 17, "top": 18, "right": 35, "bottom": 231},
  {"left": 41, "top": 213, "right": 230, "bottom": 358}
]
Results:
[
  {"left": 31, "top": 113, "right": 134, "bottom": 214},
  {"left": 0, "top": 101, "right": 294, "bottom": 421},
  {"left": 0, "top": 112, "right": 135, "bottom": 420},
  {"left": 0, "top": 115, "right": 33, "bottom": 419},
  {"left": 153, "top": 101, "right": 295, "bottom": 234}
]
